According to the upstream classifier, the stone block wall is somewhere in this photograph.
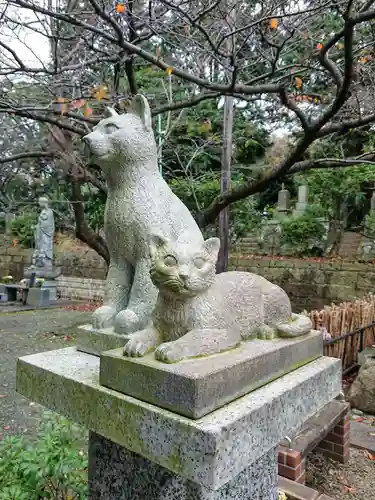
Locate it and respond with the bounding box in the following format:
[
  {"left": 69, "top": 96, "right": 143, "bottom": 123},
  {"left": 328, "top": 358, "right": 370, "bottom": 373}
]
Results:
[
  {"left": 57, "top": 276, "right": 105, "bottom": 302},
  {"left": 0, "top": 243, "right": 107, "bottom": 282},
  {"left": 229, "top": 255, "right": 375, "bottom": 312},
  {"left": 0, "top": 246, "right": 33, "bottom": 280},
  {"left": 2, "top": 235, "right": 375, "bottom": 309}
]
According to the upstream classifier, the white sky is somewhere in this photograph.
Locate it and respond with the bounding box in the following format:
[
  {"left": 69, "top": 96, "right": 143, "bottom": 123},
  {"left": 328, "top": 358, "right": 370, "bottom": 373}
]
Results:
[{"left": 2, "top": 5, "right": 50, "bottom": 67}]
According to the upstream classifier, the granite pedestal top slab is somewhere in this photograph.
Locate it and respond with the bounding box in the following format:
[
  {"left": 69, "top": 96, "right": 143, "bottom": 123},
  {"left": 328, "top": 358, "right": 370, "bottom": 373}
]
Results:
[
  {"left": 76, "top": 323, "right": 128, "bottom": 356},
  {"left": 17, "top": 347, "right": 341, "bottom": 490},
  {"left": 100, "top": 330, "right": 323, "bottom": 418}
]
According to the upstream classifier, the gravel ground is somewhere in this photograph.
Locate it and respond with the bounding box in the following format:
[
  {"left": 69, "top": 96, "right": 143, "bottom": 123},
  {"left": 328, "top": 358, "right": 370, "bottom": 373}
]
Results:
[
  {"left": 306, "top": 448, "right": 375, "bottom": 499},
  {"left": 0, "top": 308, "right": 92, "bottom": 438}
]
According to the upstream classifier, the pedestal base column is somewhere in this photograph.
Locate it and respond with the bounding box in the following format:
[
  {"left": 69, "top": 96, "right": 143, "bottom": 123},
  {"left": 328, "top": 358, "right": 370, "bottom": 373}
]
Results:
[{"left": 88, "top": 431, "right": 278, "bottom": 500}]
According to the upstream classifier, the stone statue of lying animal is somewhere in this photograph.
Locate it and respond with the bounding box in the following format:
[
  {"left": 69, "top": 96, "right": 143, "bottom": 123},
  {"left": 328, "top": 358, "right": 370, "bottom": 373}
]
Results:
[
  {"left": 123, "top": 234, "right": 312, "bottom": 363},
  {"left": 82, "top": 95, "right": 204, "bottom": 334}
]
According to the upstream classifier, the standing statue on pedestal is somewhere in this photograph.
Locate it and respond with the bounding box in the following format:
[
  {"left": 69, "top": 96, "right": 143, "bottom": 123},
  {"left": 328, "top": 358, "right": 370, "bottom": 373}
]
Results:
[{"left": 32, "top": 196, "right": 55, "bottom": 269}]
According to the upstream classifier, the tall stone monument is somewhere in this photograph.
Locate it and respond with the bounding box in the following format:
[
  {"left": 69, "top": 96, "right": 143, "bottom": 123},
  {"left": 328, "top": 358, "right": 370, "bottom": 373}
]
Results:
[
  {"left": 293, "top": 184, "right": 309, "bottom": 217},
  {"left": 17, "top": 95, "right": 345, "bottom": 500},
  {"left": 24, "top": 196, "right": 61, "bottom": 300},
  {"left": 275, "top": 183, "right": 291, "bottom": 219}
]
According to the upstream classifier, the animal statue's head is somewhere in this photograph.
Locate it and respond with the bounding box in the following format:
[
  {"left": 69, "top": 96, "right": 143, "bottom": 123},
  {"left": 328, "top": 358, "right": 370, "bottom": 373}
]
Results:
[
  {"left": 149, "top": 233, "right": 221, "bottom": 297},
  {"left": 82, "top": 94, "right": 155, "bottom": 171}
]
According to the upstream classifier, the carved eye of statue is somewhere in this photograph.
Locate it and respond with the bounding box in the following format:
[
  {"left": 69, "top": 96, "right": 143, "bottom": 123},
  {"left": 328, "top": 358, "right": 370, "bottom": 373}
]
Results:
[
  {"left": 164, "top": 255, "right": 177, "bottom": 267},
  {"left": 104, "top": 123, "right": 119, "bottom": 134},
  {"left": 193, "top": 257, "right": 205, "bottom": 269}
]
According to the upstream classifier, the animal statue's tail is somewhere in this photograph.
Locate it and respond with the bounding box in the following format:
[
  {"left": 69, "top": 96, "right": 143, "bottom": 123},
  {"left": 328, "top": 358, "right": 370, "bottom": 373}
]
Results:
[{"left": 276, "top": 313, "right": 312, "bottom": 338}]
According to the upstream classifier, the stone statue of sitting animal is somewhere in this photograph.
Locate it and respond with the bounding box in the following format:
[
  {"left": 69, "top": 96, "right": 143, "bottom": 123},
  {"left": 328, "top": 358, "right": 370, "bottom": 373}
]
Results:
[
  {"left": 123, "top": 234, "right": 312, "bottom": 363},
  {"left": 82, "top": 95, "right": 204, "bottom": 334}
]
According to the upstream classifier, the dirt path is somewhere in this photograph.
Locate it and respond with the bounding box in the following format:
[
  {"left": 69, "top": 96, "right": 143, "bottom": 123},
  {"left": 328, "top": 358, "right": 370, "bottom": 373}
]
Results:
[{"left": 0, "top": 308, "right": 92, "bottom": 438}]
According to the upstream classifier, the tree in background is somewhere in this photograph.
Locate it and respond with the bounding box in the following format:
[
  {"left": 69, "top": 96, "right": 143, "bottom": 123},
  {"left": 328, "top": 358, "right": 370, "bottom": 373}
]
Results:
[{"left": 1, "top": 0, "right": 375, "bottom": 264}]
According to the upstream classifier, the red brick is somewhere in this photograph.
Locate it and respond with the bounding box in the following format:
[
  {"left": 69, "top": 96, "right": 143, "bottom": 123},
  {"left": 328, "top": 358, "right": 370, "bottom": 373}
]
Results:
[
  {"left": 315, "top": 448, "right": 350, "bottom": 464},
  {"left": 333, "top": 442, "right": 349, "bottom": 456},
  {"left": 285, "top": 450, "right": 302, "bottom": 467},
  {"left": 324, "top": 432, "right": 345, "bottom": 445},
  {"left": 278, "top": 448, "right": 287, "bottom": 465},
  {"left": 278, "top": 463, "right": 303, "bottom": 481},
  {"left": 296, "top": 472, "right": 306, "bottom": 484},
  {"left": 316, "top": 440, "right": 334, "bottom": 452},
  {"left": 334, "top": 422, "right": 350, "bottom": 436}
]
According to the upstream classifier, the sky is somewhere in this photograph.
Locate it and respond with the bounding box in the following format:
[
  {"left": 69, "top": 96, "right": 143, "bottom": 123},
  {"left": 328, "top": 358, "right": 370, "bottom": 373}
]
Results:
[{"left": 3, "top": 5, "right": 50, "bottom": 67}]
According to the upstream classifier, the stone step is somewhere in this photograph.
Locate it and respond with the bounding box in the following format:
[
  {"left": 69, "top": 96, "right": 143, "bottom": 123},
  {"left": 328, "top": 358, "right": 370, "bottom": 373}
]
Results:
[
  {"left": 350, "top": 420, "right": 375, "bottom": 453},
  {"left": 278, "top": 476, "right": 334, "bottom": 500}
]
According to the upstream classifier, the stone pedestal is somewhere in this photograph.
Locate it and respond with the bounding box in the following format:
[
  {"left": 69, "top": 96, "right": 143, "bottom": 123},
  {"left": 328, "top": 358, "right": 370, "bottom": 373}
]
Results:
[
  {"left": 23, "top": 266, "right": 61, "bottom": 302},
  {"left": 27, "top": 288, "right": 51, "bottom": 307},
  {"left": 0, "top": 284, "right": 7, "bottom": 301},
  {"left": 41, "top": 280, "right": 57, "bottom": 301},
  {"left": 100, "top": 331, "right": 323, "bottom": 418},
  {"left": 76, "top": 324, "right": 129, "bottom": 356},
  {"left": 88, "top": 432, "right": 278, "bottom": 500},
  {"left": 16, "top": 346, "right": 341, "bottom": 500}
]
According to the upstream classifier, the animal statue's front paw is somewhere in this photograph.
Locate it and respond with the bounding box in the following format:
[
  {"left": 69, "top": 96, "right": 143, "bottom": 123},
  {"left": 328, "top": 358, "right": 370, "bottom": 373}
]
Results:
[
  {"left": 114, "top": 309, "right": 142, "bottom": 334},
  {"left": 155, "top": 342, "right": 188, "bottom": 364},
  {"left": 123, "top": 338, "right": 150, "bottom": 357},
  {"left": 92, "top": 305, "right": 117, "bottom": 329}
]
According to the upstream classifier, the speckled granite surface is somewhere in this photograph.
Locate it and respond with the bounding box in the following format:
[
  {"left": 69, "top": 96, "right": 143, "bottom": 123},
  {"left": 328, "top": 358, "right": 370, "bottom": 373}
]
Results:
[
  {"left": 88, "top": 431, "right": 278, "bottom": 500},
  {"left": 17, "top": 348, "right": 341, "bottom": 490}
]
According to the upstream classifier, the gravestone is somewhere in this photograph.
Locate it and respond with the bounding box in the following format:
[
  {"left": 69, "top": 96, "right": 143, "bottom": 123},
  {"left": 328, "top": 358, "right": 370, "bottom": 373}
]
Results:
[
  {"left": 4, "top": 212, "right": 15, "bottom": 235},
  {"left": 371, "top": 189, "right": 375, "bottom": 212},
  {"left": 275, "top": 183, "right": 291, "bottom": 219},
  {"left": 359, "top": 188, "right": 375, "bottom": 259},
  {"left": 293, "top": 184, "right": 309, "bottom": 217},
  {"left": 16, "top": 95, "right": 344, "bottom": 500}
]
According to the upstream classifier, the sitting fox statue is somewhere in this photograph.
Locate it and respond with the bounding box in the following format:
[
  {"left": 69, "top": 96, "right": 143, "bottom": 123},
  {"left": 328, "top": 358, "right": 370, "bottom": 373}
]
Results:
[
  {"left": 82, "top": 95, "right": 204, "bottom": 334},
  {"left": 123, "top": 234, "right": 312, "bottom": 363}
]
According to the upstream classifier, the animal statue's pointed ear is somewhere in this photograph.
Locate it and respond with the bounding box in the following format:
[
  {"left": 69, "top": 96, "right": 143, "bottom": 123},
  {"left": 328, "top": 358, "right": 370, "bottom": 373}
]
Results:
[
  {"left": 130, "top": 94, "right": 152, "bottom": 131},
  {"left": 149, "top": 233, "right": 169, "bottom": 260},
  {"left": 103, "top": 107, "right": 118, "bottom": 118},
  {"left": 203, "top": 237, "right": 221, "bottom": 262}
]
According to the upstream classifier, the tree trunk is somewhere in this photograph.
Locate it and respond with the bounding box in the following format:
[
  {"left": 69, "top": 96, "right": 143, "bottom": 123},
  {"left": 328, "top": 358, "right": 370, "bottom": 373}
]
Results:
[{"left": 71, "top": 181, "right": 110, "bottom": 266}]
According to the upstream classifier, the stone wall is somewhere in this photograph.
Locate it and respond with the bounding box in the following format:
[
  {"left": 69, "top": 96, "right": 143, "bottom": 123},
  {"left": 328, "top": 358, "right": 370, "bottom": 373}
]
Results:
[
  {"left": 0, "top": 241, "right": 107, "bottom": 281},
  {"left": 55, "top": 257, "right": 375, "bottom": 310},
  {"left": 57, "top": 276, "right": 105, "bottom": 302},
  {"left": 2, "top": 237, "right": 375, "bottom": 310},
  {"left": 229, "top": 255, "right": 375, "bottom": 312}
]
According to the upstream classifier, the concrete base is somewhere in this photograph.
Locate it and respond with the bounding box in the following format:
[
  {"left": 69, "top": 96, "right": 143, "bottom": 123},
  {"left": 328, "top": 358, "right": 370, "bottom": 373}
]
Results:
[
  {"left": 76, "top": 324, "right": 128, "bottom": 356},
  {"left": 100, "top": 330, "right": 323, "bottom": 418},
  {"left": 16, "top": 347, "right": 341, "bottom": 492},
  {"left": 358, "top": 346, "right": 375, "bottom": 366},
  {"left": 27, "top": 288, "right": 51, "bottom": 307},
  {"left": 41, "top": 281, "right": 57, "bottom": 301},
  {"left": 24, "top": 266, "right": 62, "bottom": 279},
  {"left": 0, "top": 284, "right": 7, "bottom": 301},
  {"left": 89, "top": 432, "right": 278, "bottom": 500}
]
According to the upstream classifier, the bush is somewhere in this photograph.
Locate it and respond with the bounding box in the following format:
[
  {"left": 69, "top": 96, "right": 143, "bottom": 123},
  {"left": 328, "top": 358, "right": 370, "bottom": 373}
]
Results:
[
  {"left": 0, "top": 411, "right": 88, "bottom": 500},
  {"left": 280, "top": 212, "right": 326, "bottom": 257},
  {"left": 10, "top": 213, "right": 38, "bottom": 248}
]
